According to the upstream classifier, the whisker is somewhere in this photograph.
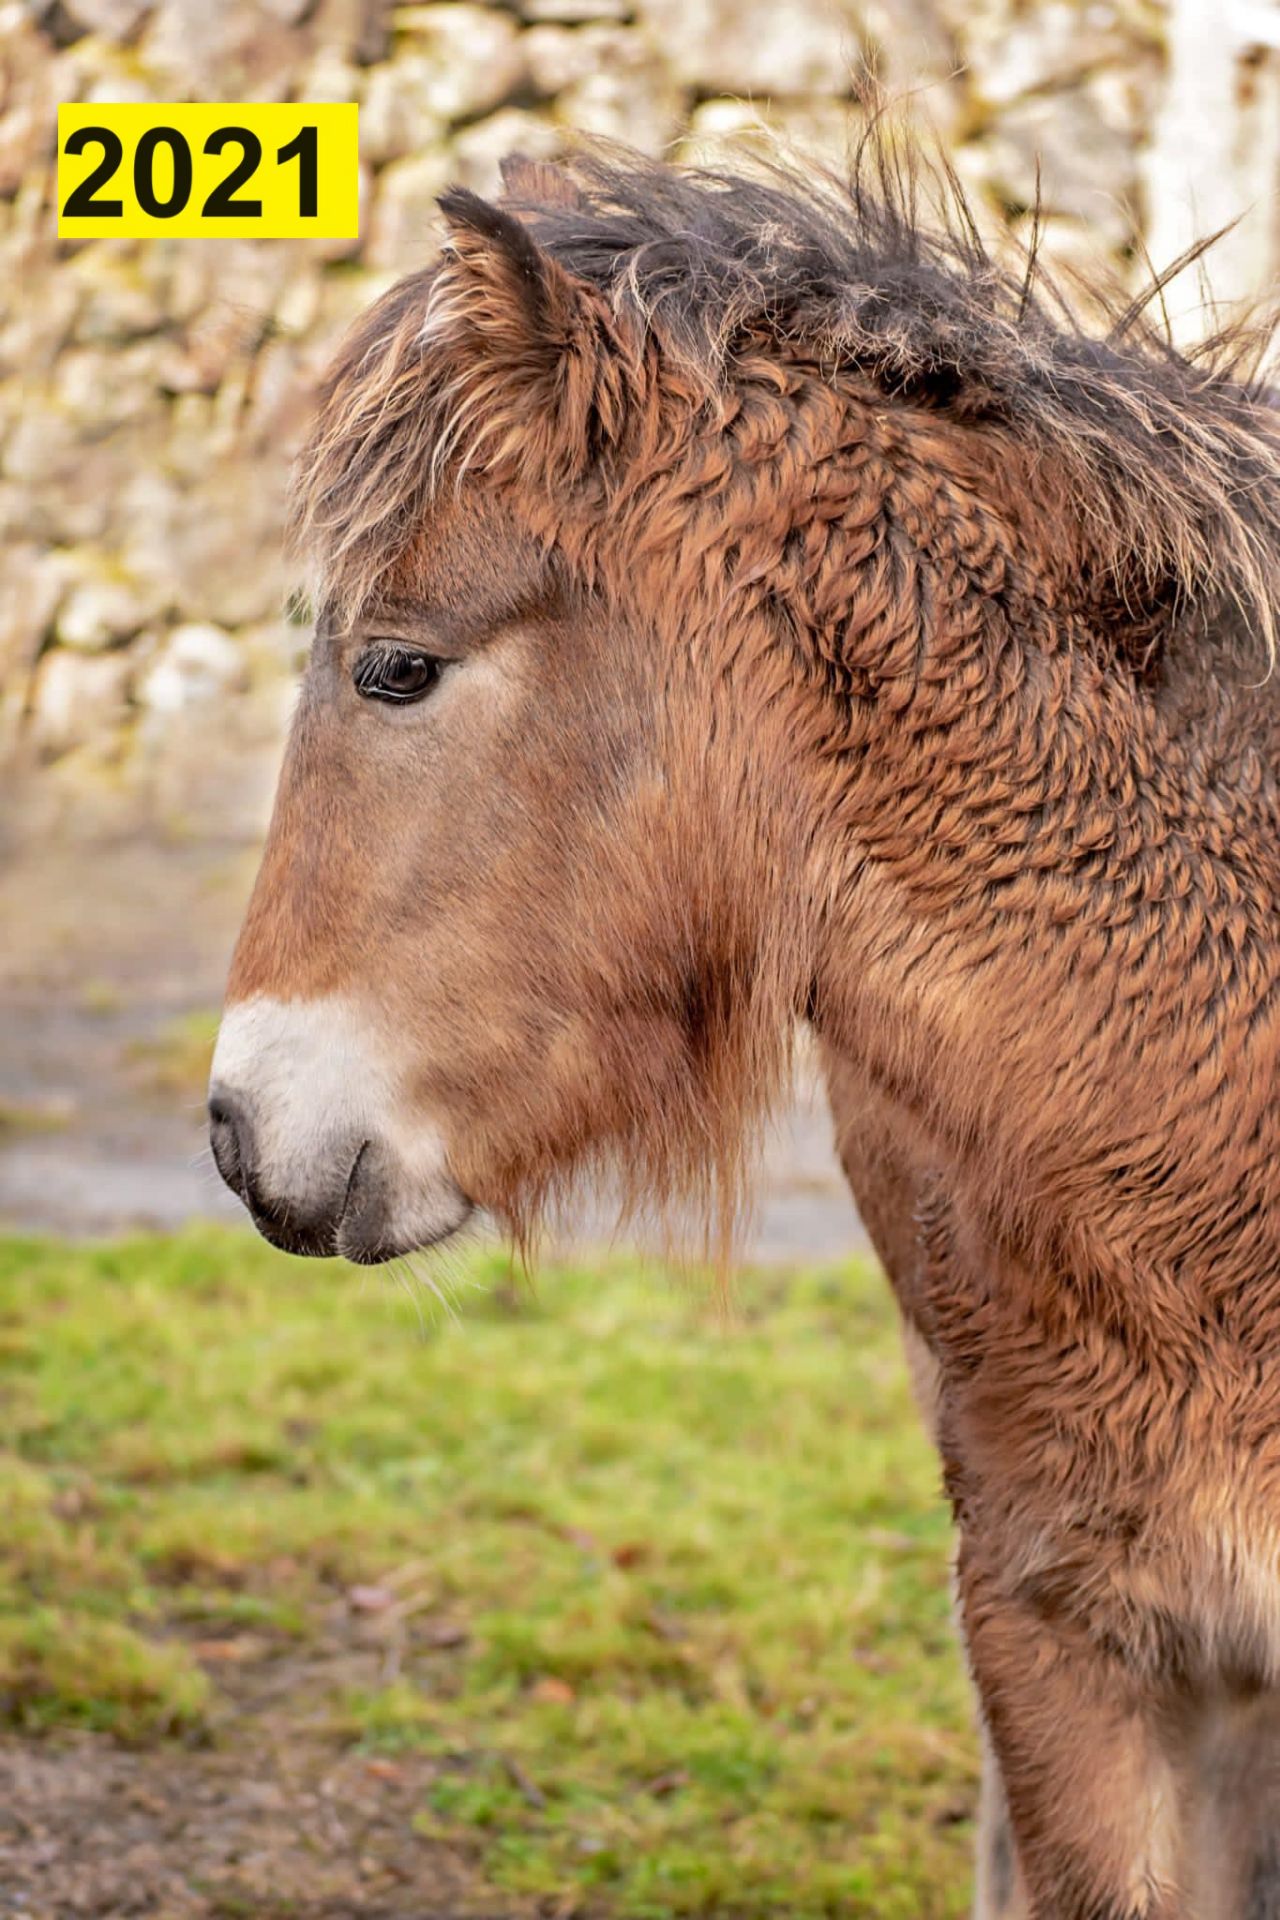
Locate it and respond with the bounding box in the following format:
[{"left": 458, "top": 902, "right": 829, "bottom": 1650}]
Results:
[
  {"left": 389, "top": 1255, "right": 430, "bottom": 1340},
  {"left": 401, "top": 1251, "right": 460, "bottom": 1326}
]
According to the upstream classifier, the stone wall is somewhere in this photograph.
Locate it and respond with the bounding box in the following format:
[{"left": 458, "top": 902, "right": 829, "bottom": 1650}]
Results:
[{"left": 4, "top": 0, "right": 1279, "bottom": 816}]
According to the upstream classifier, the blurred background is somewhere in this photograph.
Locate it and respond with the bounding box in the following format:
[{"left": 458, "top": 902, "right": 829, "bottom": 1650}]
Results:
[{"left": 2, "top": 6, "right": 1279, "bottom": 1917}]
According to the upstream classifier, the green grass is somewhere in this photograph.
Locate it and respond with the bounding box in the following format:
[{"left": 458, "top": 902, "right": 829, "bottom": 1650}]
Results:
[
  {"left": 0, "top": 1229, "right": 974, "bottom": 1916},
  {"left": 0, "top": 1096, "right": 74, "bottom": 1138},
  {"left": 123, "top": 1007, "right": 221, "bottom": 1096}
]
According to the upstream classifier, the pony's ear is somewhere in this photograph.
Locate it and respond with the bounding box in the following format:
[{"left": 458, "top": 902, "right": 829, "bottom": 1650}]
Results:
[
  {"left": 437, "top": 187, "right": 561, "bottom": 334},
  {"left": 429, "top": 185, "right": 632, "bottom": 481}
]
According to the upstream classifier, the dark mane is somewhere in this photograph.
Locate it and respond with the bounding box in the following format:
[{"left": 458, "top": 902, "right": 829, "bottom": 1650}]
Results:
[{"left": 296, "top": 123, "right": 1280, "bottom": 664}]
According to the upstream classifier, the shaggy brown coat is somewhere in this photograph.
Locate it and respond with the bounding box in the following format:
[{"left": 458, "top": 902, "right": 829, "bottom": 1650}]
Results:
[{"left": 231, "top": 131, "right": 1280, "bottom": 1917}]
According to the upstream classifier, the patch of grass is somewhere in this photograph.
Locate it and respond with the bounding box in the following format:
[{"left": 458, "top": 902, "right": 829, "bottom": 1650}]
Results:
[
  {"left": 0, "top": 1608, "right": 209, "bottom": 1740},
  {"left": 0, "top": 1229, "right": 973, "bottom": 1916},
  {"left": 123, "top": 1009, "right": 220, "bottom": 1096},
  {"left": 79, "top": 977, "right": 124, "bottom": 1016},
  {"left": 0, "top": 1096, "right": 74, "bottom": 1138}
]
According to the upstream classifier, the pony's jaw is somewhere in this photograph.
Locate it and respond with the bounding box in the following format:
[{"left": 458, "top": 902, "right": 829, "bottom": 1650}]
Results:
[{"left": 208, "top": 994, "right": 471, "bottom": 1262}]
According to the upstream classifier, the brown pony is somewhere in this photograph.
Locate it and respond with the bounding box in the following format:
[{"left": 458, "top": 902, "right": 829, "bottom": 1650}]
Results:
[{"left": 210, "top": 133, "right": 1280, "bottom": 1917}]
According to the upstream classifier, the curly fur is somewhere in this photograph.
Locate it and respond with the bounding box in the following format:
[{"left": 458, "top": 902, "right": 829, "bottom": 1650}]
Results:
[
  {"left": 295, "top": 124, "right": 1280, "bottom": 670},
  {"left": 242, "top": 116, "right": 1280, "bottom": 1918}
]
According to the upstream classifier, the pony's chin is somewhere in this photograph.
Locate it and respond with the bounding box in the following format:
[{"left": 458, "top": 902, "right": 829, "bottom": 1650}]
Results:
[
  {"left": 327, "top": 1131, "right": 475, "bottom": 1262},
  {"left": 334, "top": 1186, "right": 475, "bottom": 1265},
  {"left": 237, "top": 1174, "right": 473, "bottom": 1264}
]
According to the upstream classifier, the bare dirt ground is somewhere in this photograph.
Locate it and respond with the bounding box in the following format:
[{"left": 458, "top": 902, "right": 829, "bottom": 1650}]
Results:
[
  {"left": 1, "top": 1636, "right": 534, "bottom": 1920},
  {"left": 0, "top": 1730, "right": 509, "bottom": 1919}
]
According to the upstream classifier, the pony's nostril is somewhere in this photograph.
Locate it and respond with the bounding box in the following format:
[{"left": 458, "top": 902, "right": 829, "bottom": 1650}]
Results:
[
  {"left": 207, "top": 1085, "right": 251, "bottom": 1201},
  {"left": 208, "top": 1083, "right": 375, "bottom": 1257}
]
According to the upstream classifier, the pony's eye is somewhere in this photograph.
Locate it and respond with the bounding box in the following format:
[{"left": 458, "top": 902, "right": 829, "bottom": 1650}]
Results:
[{"left": 353, "top": 646, "right": 443, "bottom": 705}]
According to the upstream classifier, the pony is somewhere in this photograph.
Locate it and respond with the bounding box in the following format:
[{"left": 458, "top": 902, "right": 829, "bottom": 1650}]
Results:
[{"left": 209, "top": 128, "right": 1280, "bottom": 1917}]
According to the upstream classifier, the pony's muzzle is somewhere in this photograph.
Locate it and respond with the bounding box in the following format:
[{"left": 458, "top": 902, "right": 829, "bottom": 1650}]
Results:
[
  {"left": 207, "top": 1087, "right": 250, "bottom": 1203},
  {"left": 208, "top": 1084, "right": 368, "bottom": 1259},
  {"left": 208, "top": 994, "right": 474, "bottom": 1263}
]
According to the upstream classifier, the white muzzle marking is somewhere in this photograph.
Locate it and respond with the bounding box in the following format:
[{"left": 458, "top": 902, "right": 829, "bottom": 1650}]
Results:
[{"left": 210, "top": 994, "right": 470, "bottom": 1255}]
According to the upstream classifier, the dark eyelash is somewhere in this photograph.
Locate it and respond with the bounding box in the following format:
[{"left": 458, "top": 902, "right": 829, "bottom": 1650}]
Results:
[
  {"left": 353, "top": 646, "right": 406, "bottom": 693},
  {"left": 353, "top": 645, "right": 443, "bottom": 704}
]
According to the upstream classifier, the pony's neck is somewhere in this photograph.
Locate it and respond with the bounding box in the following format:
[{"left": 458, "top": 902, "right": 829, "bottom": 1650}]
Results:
[{"left": 792, "top": 441, "right": 1276, "bottom": 1294}]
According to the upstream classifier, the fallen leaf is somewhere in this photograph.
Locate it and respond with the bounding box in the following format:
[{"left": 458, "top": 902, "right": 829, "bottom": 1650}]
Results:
[
  {"left": 347, "top": 1584, "right": 395, "bottom": 1613},
  {"left": 611, "top": 1541, "right": 650, "bottom": 1570},
  {"left": 192, "top": 1637, "right": 255, "bottom": 1663},
  {"left": 643, "top": 1768, "right": 688, "bottom": 1798},
  {"left": 420, "top": 1618, "right": 469, "bottom": 1649},
  {"left": 529, "top": 1676, "right": 575, "bottom": 1705}
]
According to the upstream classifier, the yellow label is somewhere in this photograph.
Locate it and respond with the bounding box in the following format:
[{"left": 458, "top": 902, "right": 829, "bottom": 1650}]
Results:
[{"left": 57, "top": 103, "right": 359, "bottom": 240}]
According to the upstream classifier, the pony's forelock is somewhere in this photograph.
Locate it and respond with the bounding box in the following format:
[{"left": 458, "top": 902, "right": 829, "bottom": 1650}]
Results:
[{"left": 293, "top": 113, "right": 1280, "bottom": 668}]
